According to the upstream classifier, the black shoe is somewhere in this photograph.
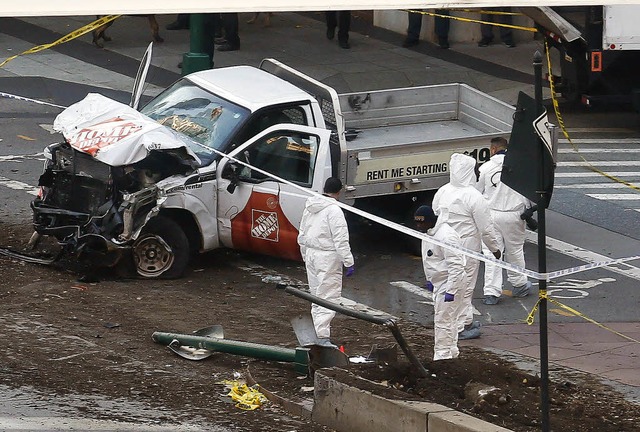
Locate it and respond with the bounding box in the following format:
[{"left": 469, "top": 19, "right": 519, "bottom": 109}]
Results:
[
  {"left": 217, "top": 43, "right": 239, "bottom": 52},
  {"left": 177, "top": 62, "right": 182, "bottom": 69},
  {"left": 402, "top": 38, "right": 419, "bottom": 48},
  {"left": 214, "top": 37, "right": 227, "bottom": 45},
  {"left": 438, "top": 39, "right": 450, "bottom": 49},
  {"left": 504, "top": 41, "right": 516, "bottom": 48},
  {"left": 478, "top": 38, "right": 491, "bottom": 47},
  {"left": 166, "top": 21, "right": 188, "bottom": 31},
  {"left": 326, "top": 27, "right": 335, "bottom": 40},
  {"left": 339, "top": 40, "right": 350, "bottom": 49}
]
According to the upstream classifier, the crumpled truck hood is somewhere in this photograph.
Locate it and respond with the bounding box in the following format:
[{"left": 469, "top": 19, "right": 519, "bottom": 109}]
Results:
[{"left": 53, "top": 93, "right": 201, "bottom": 167}]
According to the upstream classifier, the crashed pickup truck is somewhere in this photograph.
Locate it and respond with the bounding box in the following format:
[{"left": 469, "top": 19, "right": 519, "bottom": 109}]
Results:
[{"left": 32, "top": 57, "right": 516, "bottom": 279}]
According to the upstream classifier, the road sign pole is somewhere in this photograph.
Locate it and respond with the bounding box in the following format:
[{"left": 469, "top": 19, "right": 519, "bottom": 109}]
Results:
[
  {"left": 534, "top": 50, "right": 551, "bottom": 432},
  {"left": 182, "top": 13, "right": 212, "bottom": 75}
]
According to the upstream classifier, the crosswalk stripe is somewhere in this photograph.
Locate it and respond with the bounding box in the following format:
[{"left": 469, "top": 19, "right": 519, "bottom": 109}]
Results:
[
  {"left": 0, "top": 176, "right": 38, "bottom": 195},
  {"left": 555, "top": 183, "right": 640, "bottom": 189},
  {"left": 559, "top": 138, "right": 640, "bottom": 144},
  {"left": 586, "top": 194, "right": 640, "bottom": 200},
  {"left": 558, "top": 148, "right": 640, "bottom": 154},
  {"left": 555, "top": 172, "right": 640, "bottom": 178},
  {"left": 557, "top": 161, "right": 640, "bottom": 167}
]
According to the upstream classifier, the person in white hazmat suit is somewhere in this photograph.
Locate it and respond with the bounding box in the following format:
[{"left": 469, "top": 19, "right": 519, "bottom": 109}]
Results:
[
  {"left": 415, "top": 205, "right": 467, "bottom": 360},
  {"left": 297, "top": 177, "right": 355, "bottom": 346},
  {"left": 432, "top": 153, "right": 501, "bottom": 340},
  {"left": 477, "top": 137, "right": 534, "bottom": 305}
]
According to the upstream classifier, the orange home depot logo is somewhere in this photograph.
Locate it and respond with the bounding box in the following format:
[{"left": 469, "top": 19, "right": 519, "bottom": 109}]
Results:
[
  {"left": 69, "top": 117, "right": 142, "bottom": 156},
  {"left": 231, "top": 191, "right": 302, "bottom": 261},
  {"left": 251, "top": 210, "right": 279, "bottom": 242}
]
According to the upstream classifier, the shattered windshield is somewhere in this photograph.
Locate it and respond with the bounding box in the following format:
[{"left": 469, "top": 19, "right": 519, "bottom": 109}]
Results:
[{"left": 140, "top": 79, "right": 249, "bottom": 166}]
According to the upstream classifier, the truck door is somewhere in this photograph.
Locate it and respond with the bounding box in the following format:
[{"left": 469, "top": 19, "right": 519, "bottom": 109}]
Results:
[{"left": 216, "top": 125, "right": 331, "bottom": 261}]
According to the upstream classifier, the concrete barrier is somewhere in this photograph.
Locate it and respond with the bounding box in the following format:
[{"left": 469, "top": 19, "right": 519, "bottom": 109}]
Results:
[{"left": 312, "top": 369, "right": 513, "bottom": 432}]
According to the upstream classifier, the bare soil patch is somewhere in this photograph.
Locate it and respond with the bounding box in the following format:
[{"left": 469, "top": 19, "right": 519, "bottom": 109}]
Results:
[{"left": 1, "top": 222, "right": 639, "bottom": 431}]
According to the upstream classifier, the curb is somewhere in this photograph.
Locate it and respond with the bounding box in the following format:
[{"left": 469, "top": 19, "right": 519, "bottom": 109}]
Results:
[{"left": 248, "top": 366, "right": 513, "bottom": 432}]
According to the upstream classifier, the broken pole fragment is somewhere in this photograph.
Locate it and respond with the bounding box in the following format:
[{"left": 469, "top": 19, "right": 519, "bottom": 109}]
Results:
[{"left": 151, "top": 331, "right": 310, "bottom": 375}]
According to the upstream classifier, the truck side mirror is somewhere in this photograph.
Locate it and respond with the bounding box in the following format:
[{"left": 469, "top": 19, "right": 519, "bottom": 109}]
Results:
[{"left": 222, "top": 163, "right": 239, "bottom": 194}]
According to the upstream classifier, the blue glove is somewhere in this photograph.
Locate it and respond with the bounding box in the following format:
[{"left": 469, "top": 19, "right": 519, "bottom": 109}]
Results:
[
  {"left": 424, "top": 281, "right": 434, "bottom": 292},
  {"left": 345, "top": 265, "right": 355, "bottom": 277},
  {"left": 444, "top": 292, "right": 455, "bottom": 302}
]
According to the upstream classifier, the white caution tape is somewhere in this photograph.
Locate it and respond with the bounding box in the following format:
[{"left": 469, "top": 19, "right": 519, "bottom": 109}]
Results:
[
  {"left": 0, "top": 91, "right": 67, "bottom": 109},
  {"left": 207, "top": 146, "right": 640, "bottom": 281}
]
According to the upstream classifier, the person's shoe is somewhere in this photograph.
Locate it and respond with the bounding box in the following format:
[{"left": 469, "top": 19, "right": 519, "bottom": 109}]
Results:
[
  {"left": 402, "top": 38, "right": 419, "bottom": 48},
  {"left": 458, "top": 327, "right": 481, "bottom": 340},
  {"left": 512, "top": 281, "right": 532, "bottom": 298},
  {"left": 177, "top": 62, "right": 182, "bottom": 69},
  {"left": 438, "top": 39, "right": 450, "bottom": 49},
  {"left": 214, "top": 37, "right": 227, "bottom": 45},
  {"left": 504, "top": 41, "right": 516, "bottom": 48},
  {"left": 464, "top": 321, "right": 481, "bottom": 331},
  {"left": 483, "top": 295, "right": 500, "bottom": 305},
  {"left": 478, "top": 38, "right": 491, "bottom": 47},
  {"left": 166, "top": 21, "right": 188, "bottom": 31},
  {"left": 326, "top": 27, "right": 335, "bottom": 40},
  {"left": 339, "top": 40, "right": 350, "bottom": 49},
  {"left": 217, "top": 43, "right": 239, "bottom": 52},
  {"left": 316, "top": 338, "right": 337, "bottom": 348}
]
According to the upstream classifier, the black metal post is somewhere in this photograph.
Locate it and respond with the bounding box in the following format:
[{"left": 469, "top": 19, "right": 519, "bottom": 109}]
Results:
[{"left": 534, "top": 50, "right": 551, "bottom": 432}]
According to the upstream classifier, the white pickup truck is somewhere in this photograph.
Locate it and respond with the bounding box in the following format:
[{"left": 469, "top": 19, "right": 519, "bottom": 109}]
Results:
[{"left": 32, "top": 57, "right": 515, "bottom": 279}]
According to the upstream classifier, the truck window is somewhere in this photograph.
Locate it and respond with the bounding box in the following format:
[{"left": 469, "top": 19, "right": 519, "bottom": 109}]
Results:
[
  {"left": 238, "top": 131, "right": 318, "bottom": 186},
  {"left": 140, "top": 79, "right": 250, "bottom": 166},
  {"left": 230, "top": 106, "right": 308, "bottom": 150}
]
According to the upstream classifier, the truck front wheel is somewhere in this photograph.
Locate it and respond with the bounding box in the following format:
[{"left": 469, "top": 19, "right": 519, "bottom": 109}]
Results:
[{"left": 132, "top": 216, "right": 190, "bottom": 279}]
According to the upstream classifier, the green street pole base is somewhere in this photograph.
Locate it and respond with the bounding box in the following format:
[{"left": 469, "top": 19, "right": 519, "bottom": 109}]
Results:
[{"left": 181, "top": 53, "right": 211, "bottom": 76}]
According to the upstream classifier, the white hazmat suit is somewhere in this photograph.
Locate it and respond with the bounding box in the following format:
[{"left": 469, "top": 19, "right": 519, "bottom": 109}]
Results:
[
  {"left": 432, "top": 153, "right": 501, "bottom": 333},
  {"left": 421, "top": 222, "right": 466, "bottom": 360},
  {"left": 297, "top": 195, "right": 354, "bottom": 339},
  {"left": 477, "top": 151, "right": 532, "bottom": 297}
]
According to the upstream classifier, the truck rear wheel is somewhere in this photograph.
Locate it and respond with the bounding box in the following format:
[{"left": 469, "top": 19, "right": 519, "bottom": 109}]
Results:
[{"left": 132, "top": 216, "right": 190, "bottom": 279}]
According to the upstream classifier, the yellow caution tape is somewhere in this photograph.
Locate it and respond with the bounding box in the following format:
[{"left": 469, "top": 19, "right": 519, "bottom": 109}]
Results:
[
  {"left": 404, "top": 9, "right": 537, "bottom": 33},
  {"left": 525, "top": 291, "right": 640, "bottom": 344},
  {"left": 544, "top": 39, "right": 640, "bottom": 191},
  {"left": 0, "top": 15, "right": 121, "bottom": 68},
  {"left": 221, "top": 380, "right": 268, "bottom": 411}
]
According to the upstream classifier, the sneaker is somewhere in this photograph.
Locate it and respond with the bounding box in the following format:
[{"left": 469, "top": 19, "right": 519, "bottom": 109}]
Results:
[
  {"left": 402, "top": 38, "right": 419, "bottom": 48},
  {"left": 483, "top": 295, "right": 500, "bottom": 305},
  {"left": 478, "top": 38, "right": 491, "bottom": 47},
  {"left": 458, "top": 327, "right": 481, "bottom": 340},
  {"left": 512, "top": 281, "right": 532, "bottom": 298}
]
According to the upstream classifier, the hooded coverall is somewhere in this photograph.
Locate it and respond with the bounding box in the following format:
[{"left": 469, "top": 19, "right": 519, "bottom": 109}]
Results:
[
  {"left": 432, "top": 153, "right": 501, "bottom": 333},
  {"left": 422, "top": 222, "right": 467, "bottom": 360},
  {"left": 297, "top": 195, "right": 354, "bottom": 339},
  {"left": 476, "top": 152, "right": 532, "bottom": 297}
]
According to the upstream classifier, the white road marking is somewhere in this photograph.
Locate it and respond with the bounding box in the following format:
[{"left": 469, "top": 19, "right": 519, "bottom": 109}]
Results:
[
  {"left": 525, "top": 231, "right": 640, "bottom": 281},
  {"left": 586, "top": 193, "right": 640, "bottom": 200},
  {"left": 559, "top": 138, "right": 640, "bottom": 144},
  {"left": 557, "top": 161, "right": 640, "bottom": 167},
  {"left": 558, "top": 148, "right": 640, "bottom": 154},
  {"left": 555, "top": 172, "right": 640, "bottom": 178},
  {"left": 0, "top": 152, "right": 44, "bottom": 162},
  {"left": 555, "top": 183, "right": 638, "bottom": 189},
  {"left": 0, "top": 176, "right": 38, "bottom": 195},
  {"left": 38, "top": 123, "right": 57, "bottom": 134}
]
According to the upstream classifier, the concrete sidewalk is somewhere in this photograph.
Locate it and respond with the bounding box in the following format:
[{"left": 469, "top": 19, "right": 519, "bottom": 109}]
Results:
[{"left": 0, "top": 10, "right": 637, "bottom": 407}]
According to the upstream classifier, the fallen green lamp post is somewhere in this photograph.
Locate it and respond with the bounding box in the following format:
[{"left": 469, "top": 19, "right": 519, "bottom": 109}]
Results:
[{"left": 152, "top": 331, "right": 310, "bottom": 375}]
